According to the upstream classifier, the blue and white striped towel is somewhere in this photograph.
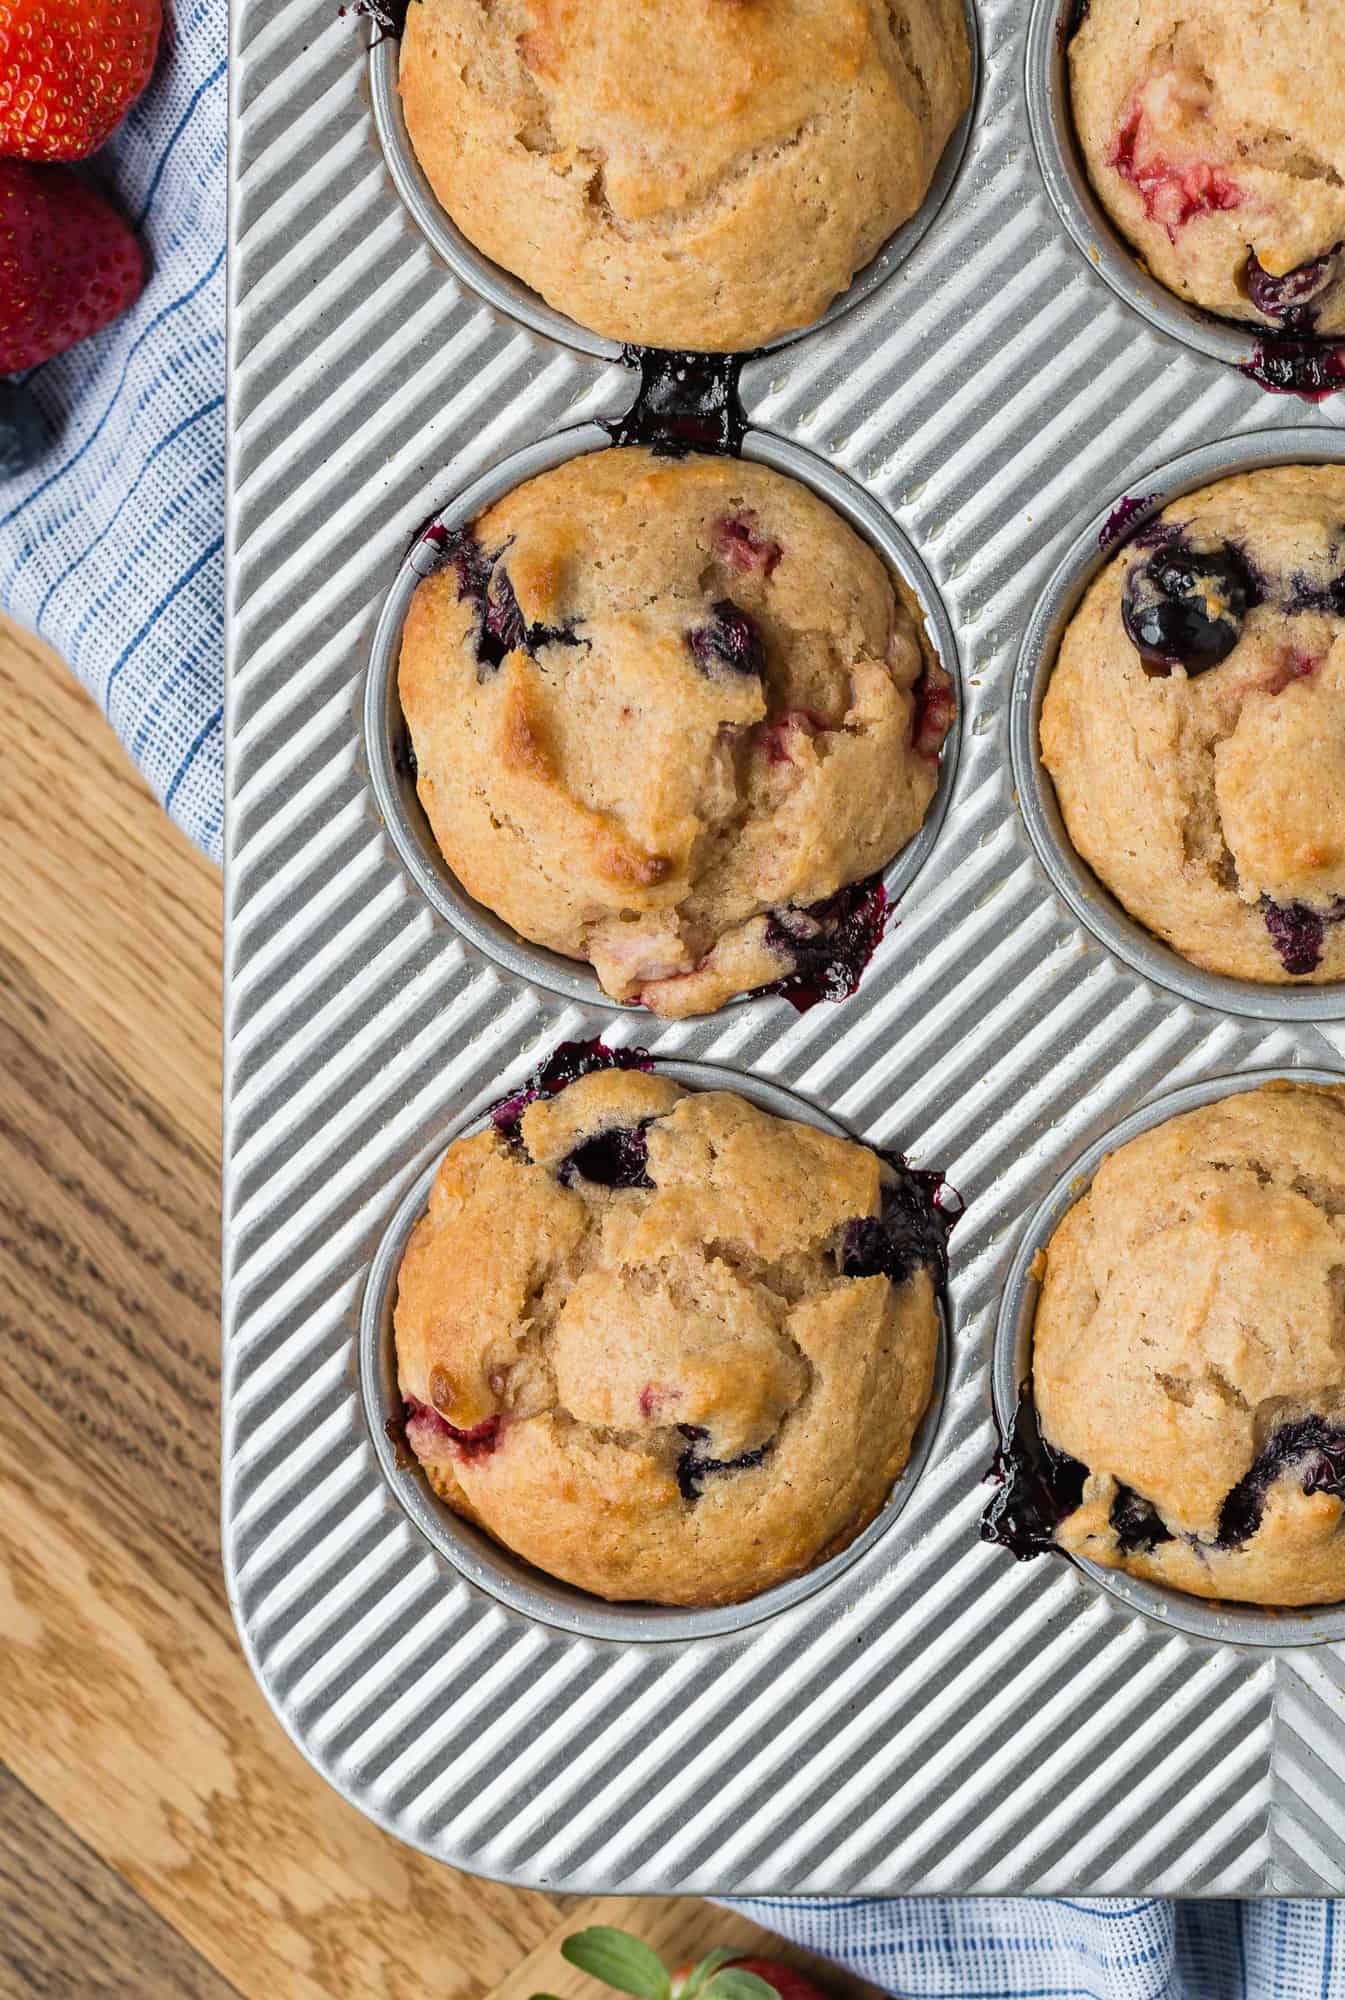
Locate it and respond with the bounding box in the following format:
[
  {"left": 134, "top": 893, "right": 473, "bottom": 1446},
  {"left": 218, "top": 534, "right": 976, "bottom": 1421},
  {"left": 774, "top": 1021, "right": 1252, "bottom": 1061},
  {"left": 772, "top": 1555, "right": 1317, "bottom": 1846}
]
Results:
[
  {"left": 0, "top": 7, "right": 1340, "bottom": 1992},
  {"left": 0, "top": 0, "right": 226, "bottom": 860}
]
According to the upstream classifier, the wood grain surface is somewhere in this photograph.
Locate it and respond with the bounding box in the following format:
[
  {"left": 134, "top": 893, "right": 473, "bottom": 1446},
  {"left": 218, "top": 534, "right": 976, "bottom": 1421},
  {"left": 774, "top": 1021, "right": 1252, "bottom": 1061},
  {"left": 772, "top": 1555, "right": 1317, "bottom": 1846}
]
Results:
[{"left": 0, "top": 620, "right": 885, "bottom": 2000}]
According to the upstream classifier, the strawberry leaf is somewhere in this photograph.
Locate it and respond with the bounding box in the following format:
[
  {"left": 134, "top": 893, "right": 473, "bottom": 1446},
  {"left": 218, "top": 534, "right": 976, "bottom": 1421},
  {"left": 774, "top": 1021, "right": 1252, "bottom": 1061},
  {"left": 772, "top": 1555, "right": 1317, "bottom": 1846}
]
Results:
[
  {"left": 562, "top": 1929, "right": 673, "bottom": 2000},
  {"left": 681, "top": 1951, "right": 743, "bottom": 2000},
  {"left": 704, "top": 1972, "right": 782, "bottom": 2000}
]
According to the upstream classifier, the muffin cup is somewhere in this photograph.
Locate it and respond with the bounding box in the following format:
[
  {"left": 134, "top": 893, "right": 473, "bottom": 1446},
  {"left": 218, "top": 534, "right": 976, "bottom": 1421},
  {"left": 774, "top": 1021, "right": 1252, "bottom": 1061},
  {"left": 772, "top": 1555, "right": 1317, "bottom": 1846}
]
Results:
[
  {"left": 992, "top": 1065, "right": 1345, "bottom": 1650},
  {"left": 366, "top": 0, "right": 981, "bottom": 361},
  {"left": 1024, "top": 0, "right": 1340, "bottom": 371},
  {"left": 359, "top": 1059, "right": 950, "bottom": 1644},
  {"left": 1011, "top": 425, "right": 1345, "bottom": 1025},
  {"left": 363, "top": 424, "right": 962, "bottom": 1016}
]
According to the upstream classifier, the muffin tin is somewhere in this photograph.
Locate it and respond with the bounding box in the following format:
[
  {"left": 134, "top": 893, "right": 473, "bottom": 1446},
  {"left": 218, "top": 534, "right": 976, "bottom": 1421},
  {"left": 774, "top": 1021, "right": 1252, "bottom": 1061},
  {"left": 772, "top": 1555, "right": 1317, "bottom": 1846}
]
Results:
[{"left": 225, "top": 0, "right": 1345, "bottom": 1897}]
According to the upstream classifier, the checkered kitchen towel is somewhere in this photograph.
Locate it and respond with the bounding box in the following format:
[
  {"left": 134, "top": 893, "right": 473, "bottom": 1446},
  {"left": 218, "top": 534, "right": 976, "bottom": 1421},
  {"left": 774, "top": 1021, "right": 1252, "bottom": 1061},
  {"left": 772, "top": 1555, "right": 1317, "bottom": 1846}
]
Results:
[{"left": 1, "top": 6, "right": 1341, "bottom": 1994}]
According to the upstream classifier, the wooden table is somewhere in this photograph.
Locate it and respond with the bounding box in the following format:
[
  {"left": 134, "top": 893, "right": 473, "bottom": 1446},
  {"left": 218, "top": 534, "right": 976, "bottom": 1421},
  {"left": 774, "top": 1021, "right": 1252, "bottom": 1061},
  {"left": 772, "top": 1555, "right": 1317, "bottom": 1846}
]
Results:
[{"left": 0, "top": 621, "right": 885, "bottom": 1999}]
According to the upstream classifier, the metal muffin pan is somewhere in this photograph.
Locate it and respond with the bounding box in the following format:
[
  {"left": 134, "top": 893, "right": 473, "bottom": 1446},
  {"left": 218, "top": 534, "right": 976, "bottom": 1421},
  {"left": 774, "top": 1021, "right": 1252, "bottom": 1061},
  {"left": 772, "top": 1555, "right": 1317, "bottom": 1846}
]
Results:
[
  {"left": 360, "top": 1059, "right": 949, "bottom": 1645},
  {"left": 368, "top": 0, "right": 983, "bottom": 362},
  {"left": 1012, "top": 424, "right": 1345, "bottom": 1024},
  {"left": 363, "top": 423, "right": 963, "bottom": 1013},
  {"left": 993, "top": 1065, "right": 1345, "bottom": 1650},
  {"left": 227, "top": 0, "right": 1345, "bottom": 1895}
]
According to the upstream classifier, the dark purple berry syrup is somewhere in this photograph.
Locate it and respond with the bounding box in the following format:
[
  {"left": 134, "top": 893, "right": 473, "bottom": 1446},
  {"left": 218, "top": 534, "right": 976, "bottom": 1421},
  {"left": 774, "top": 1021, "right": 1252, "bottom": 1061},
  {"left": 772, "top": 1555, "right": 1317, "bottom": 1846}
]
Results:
[
  {"left": 1109, "top": 1483, "right": 1173, "bottom": 1554},
  {"left": 1245, "top": 247, "right": 1340, "bottom": 335},
  {"left": 348, "top": 0, "right": 407, "bottom": 41},
  {"left": 606, "top": 348, "right": 749, "bottom": 459},
  {"left": 762, "top": 877, "right": 891, "bottom": 1013},
  {"left": 1241, "top": 341, "right": 1345, "bottom": 401},
  {"left": 981, "top": 1383, "right": 1087, "bottom": 1560},
  {"left": 418, "top": 521, "right": 585, "bottom": 673},
  {"left": 841, "top": 1156, "right": 961, "bottom": 1290},
  {"left": 490, "top": 1040, "right": 653, "bottom": 1148},
  {"left": 1217, "top": 1416, "right": 1345, "bottom": 1548},
  {"left": 1098, "top": 495, "right": 1158, "bottom": 551},
  {"left": 675, "top": 1424, "right": 772, "bottom": 1501}
]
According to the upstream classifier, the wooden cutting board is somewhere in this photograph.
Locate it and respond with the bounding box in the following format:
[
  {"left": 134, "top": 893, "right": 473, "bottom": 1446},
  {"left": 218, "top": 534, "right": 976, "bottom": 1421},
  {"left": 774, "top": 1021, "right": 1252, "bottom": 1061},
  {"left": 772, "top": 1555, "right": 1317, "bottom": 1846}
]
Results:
[{"left": 0, "top": 618, "right": 887, "bottom": 2000}]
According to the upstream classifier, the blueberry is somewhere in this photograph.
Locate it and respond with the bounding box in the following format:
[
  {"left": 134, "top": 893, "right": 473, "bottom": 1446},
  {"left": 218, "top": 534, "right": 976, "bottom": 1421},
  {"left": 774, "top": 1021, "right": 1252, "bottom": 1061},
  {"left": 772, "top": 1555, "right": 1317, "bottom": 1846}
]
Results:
[
  {"left": 1261, "top": 897, "right": 1345, "bottom": 976},
  {"left": 1109, "top": 1482, "right": 1173, "bottom": 1554},
  {"left": 687, "top": 600, "right": 765, "bottom": 678},
  {"left": 675, "top": 1423, "right": 771, "bottom": 1501},
  {"left": 1217, "top": 1416, "right": 1345, "bottom": 1548},
  {"left": 0, "top": 379, "right": 43, "bottom": 478},
  {"left": 981, "top": 1383, "right": 1087, "bottom": 1560},
  {"left": 840, "top": 1160, "right": 955, "bottom": 1289},
  {"left": 1262, "top": 898, "right": 1326, "bottom": 976},
  {"left": 1245, "top": 246, "right": 1339, "bottom": 333},
  {"left": 558, "top": 1123, "right": 654, "bottom": 1190},
  {"left": 1122, "top": 542, "right": 1255, "bottom": 676}
]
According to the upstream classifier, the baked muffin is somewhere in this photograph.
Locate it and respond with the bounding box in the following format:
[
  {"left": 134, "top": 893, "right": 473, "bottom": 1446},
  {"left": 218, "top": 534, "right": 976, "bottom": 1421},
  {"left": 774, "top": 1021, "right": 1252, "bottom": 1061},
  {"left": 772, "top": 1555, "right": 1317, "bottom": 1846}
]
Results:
[
  {"left": 398, "top": 0, "right": 972, "bottom": 353},
  {"left": 392, "top": 1056, "right": 950, "bottom": 1605},
  {"left": 1040, "top": 464, "right": 1345, "bottom": 985},
  {"left": 989, "top": 1081, "right": 1345, "bottom": 1608},
  {"left": 400, "top": 448, "right": 954, "bottom": 1018},
  {"left": 1070, "top": 0, "right": 1345, "bottom": 335}
]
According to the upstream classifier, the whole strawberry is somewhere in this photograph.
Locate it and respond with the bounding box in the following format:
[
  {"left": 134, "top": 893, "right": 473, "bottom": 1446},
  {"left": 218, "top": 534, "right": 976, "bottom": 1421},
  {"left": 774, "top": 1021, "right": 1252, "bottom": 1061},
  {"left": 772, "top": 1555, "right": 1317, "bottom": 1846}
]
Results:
[
  {"left": 0, "top": 159, "right": 143, "bottom": 371},
  {"left": 0, "top": 0, "right": 162, "bottom": 161},
  {"left": 544, "top": 1930, "right": 832, "bottom": 2000}
]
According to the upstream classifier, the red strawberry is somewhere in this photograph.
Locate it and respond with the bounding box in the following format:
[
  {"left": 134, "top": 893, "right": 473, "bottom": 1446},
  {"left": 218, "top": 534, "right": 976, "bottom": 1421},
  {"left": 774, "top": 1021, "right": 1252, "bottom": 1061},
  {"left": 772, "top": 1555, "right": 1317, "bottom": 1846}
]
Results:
[
  {"left": 723, "top": 1960, "right": 831, "bottom": 2000},
  {"left": 0, "top": 0, "right": 162, "bottom": 162},
  {"left": 671, "top": 1958, "right": 832, "bottom": 2000},
  {"left": 0, "top": 159, "right": 143, "bottom": 370}
]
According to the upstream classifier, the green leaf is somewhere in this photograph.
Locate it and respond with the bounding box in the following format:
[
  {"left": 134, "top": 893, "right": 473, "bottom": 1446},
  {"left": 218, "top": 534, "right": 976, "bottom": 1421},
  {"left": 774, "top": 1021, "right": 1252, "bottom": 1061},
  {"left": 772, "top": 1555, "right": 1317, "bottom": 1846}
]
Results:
[
  {"left": 703, "top": 1971, "right": 782, "bottom": 2000},
  {"left": 561, "top": 1929, "right": 673, "bottom": 2000},
  {"left": 681, "top": 1950, "right": 743, "bottom": 2000}
]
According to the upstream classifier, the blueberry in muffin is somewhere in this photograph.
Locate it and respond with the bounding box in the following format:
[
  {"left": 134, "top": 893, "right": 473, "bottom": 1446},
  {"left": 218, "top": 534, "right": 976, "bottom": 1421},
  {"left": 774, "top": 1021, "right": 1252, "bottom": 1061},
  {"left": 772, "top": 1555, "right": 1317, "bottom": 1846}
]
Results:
[
  {"left": 1041, "top": 465, "right": 1345, "bottom": 985},
  {"left": 985, "top": 1082, "right": 1345, "bottom": 1609},
  {"left": 397, "top": 0, "right": 972, "bottom": 353},
  {"left": 1069, "top": 0, "right": 1345, "bottom": 334},
  {"left": 400, "top": 448, "right": 954, "bottom": 1017},
  {"left": 393, "top": 1058, "right": 954, "bottom": 1606}
]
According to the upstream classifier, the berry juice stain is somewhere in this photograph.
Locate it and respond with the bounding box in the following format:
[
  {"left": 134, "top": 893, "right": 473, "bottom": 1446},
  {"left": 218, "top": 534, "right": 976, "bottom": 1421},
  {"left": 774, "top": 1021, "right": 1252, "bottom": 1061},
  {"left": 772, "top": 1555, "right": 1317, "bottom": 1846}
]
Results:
[
  {"left": 763, "top": 876, "right": 891, "bottom": 1012},
  {"left": 349, "top": 0, "right": 408, "bottom": 40},
  {"left": 841, "top": 1153, "right": 962, "bottom": 1289},
  {"left": 981, "top": 1383, "right": 1087, "bottom": 1559},
  {"left": 490, "top": 1040, "right": 653, "bottom": 1148},
  {"left": 1241, "top": 341, "right": 1345, "bottom": 401},
  {"left": 1098, "top": 494, "right": 1157, "bottom": 551},
  {"left": 606, "top": 348, "right": 749, "bottom": 459}
]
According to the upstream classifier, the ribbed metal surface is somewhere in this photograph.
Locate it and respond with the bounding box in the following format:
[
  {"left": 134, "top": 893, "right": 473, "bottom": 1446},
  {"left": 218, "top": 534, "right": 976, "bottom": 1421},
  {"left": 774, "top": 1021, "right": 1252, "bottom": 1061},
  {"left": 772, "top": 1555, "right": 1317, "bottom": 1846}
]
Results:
[{"left": 224, "top": 0, "right": 1345, "bottom": 1893}]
